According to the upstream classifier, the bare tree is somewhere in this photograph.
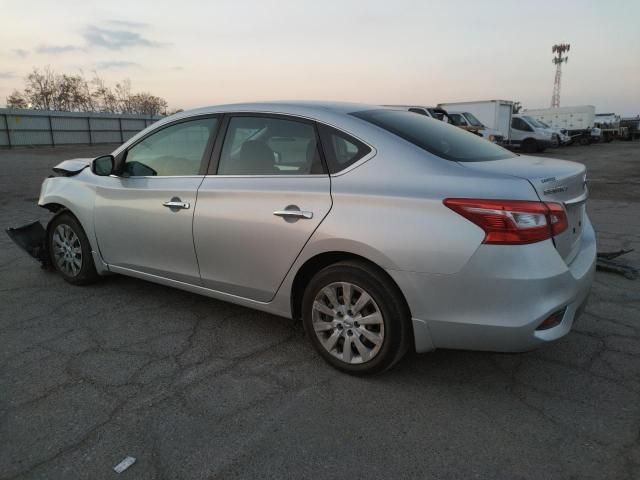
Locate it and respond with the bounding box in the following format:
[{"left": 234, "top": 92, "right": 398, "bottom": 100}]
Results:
[
  {"left": 6, "top": 90, "right": 28, "bottom": 108},
  {"left": 23, "top": 67, "right": 57, "bottom": 110},
  {"left": 129, "top": 92, "right": 168, "bottom": 116},
  {"left": 91, "top": 74, "right": 118, "bottom": 113},
  {"left": 5, "top": 67, "right": 170, "bottom": 115}
]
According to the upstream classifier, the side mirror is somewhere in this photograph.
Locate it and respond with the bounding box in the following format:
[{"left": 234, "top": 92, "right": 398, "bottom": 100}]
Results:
[{"left": 92, "top": 155, "right": 114, "bottom": 176}]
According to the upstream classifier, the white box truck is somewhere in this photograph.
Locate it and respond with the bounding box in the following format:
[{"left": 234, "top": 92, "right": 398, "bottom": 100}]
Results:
[
  {"left": 438, "top": 100, "right": 514, "bottom": 142},
  {"left": 523, "top": 105, "right": 600, "bottom": 144}
]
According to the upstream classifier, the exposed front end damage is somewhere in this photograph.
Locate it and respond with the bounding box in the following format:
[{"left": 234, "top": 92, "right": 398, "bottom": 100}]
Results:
[
  {"left": 6, "top": 221, "right": 50, "bottom": 267},
  {"left": 6, "top": 158, "right": 95, "bottom": 269}
]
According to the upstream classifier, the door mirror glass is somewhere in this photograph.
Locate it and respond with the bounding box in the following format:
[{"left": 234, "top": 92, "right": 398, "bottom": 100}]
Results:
[{"left": 93, "top": 155, "right": 114, "bottom": 176}]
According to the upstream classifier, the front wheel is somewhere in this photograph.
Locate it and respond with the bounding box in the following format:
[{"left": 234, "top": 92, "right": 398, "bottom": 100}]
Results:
[
  {"left": 301, "top": 260, "right": 411, "bottom": 375},
  {"left": 48, "top": 212, "right": 100, "bottom": 285}
]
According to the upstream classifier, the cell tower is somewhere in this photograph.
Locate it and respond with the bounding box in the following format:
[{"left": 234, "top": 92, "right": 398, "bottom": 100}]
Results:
[{"left": 551, "top": 43, "right": 570, "bottom": 108}]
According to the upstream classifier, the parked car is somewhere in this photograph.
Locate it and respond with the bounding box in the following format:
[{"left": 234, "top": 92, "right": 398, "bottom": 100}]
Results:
[
  {"left": 511, "top": 114, "right": 555, "bottom": 152},
  {"left": 535, "top": 118, "right": 571, "bottom": 146},
  {"left": 524, "top": 105, "right": 600, "bottom": 145},
  {"left": 8, "top": 102, "right": 596, "bottom": 374},
  {"left": 438, "top": 100, "right": 514, "bottom": 143},
  {"left": 447, "top": 111, "right": 506, "bottom": 144},
  {"left": 384, "top": 105, "right": 450, "bottom": 121}
]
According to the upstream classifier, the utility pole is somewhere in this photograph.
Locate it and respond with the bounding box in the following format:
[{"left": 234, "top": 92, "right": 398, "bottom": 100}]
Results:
[{"left": 551, "top": 43, "right": 570, "bottom": 108}]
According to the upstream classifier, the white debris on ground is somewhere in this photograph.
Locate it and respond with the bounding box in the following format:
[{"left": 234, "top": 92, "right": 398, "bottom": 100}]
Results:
[{"left": 113, "top": 456, "right": 136, "bottom": 474}]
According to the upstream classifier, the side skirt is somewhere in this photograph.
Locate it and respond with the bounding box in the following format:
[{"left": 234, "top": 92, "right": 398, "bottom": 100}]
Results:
[{"left": 108, "top": 265, "right": 292, "bottom": 319}]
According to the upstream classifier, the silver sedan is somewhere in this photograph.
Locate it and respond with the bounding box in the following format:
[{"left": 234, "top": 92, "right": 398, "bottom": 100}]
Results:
[{"left": 14, "top": 102, "right": 596, "bottom": 374}]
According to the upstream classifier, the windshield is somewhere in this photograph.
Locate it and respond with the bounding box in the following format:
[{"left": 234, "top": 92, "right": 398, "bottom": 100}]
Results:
[
  {"left": 352, "top": 109, "right": 516, "bottom": 162},
  {"left": 536, "top": 119, "right": 550, "bottom": 128},
  {"left": 523, "top": 116, "right": 546, "bottom": 128},
  {"left": 463, "top": 112, "right": 484, "bottom": 127}
]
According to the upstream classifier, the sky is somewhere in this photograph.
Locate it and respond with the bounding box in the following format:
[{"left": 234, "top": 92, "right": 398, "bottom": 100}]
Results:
[{"left": 1, "top": 0, "right": 639, "bottom": 114}]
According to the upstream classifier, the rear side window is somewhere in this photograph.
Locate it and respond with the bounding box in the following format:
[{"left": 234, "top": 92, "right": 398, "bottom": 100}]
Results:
[
  {"left": 352, "top": 109, "right": 515, "bottom": 162},
  {"left": 318, "top": 125, "right": 371, "bottom": 173},
  {"left": 217, "top": 116, "right": 325, "bottom": 175}
]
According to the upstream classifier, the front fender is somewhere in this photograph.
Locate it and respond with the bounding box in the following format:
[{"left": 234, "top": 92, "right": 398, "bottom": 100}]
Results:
[{"left": 39, "top": 173, "right": 109, "bottom": 274}]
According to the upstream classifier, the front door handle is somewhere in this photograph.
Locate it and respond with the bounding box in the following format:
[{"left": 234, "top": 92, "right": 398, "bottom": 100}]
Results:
[
  {"left": 273, "top": 206, "right": 313, "bottom": 220},
  {"left": 163, "top": 197, "right": 190, "bottom": 210}
]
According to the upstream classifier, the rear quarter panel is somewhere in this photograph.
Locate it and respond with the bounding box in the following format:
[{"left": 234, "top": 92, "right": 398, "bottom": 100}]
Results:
[{"left": 307, "top": 143, "right": 543, "bottom": 275}]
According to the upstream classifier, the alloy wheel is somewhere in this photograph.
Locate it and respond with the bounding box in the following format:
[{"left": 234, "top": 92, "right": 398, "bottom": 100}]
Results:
[
  {"left": 311, "top": 282, "right": 385, "bottom": 364},
  {"left": 52, "top": 224, "right": 83, "bottom": 277}
]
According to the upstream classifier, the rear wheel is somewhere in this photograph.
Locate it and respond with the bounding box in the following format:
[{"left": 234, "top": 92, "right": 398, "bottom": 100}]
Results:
[
  {"left": 48, "top": 212, "right": 100, "bottom": 285},
  {"left": 301, "top": 260, "right": 411, "bottom": 375},
  {"left": 522, "top": 138, "right": 538, "bottom": 153}
]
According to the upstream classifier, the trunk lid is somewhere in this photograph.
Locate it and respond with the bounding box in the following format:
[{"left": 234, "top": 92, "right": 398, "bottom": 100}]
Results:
[{"left": 459, "top": 155, "right": 588, "bottom": 263}]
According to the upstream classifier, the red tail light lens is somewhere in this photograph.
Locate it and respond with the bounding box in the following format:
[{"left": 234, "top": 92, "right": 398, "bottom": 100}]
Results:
[
  {"left": 443, "top": 198, "right": 568, "bottom": 245},
  {"left": 546, "top": 202, "right": 569, "bottom": 236}
]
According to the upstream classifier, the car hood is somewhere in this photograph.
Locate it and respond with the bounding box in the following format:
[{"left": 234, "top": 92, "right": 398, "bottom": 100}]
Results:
[{"left": 52, "top": 158, "right": 92, "bottom": 176}]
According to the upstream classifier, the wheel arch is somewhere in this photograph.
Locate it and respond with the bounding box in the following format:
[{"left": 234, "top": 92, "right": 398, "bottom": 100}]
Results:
[
  {"left": 289, "top": 251, "right": 412, "bottom": 324},
  {"left": 39, "top": 195, "right": 109, "bottom": 275}
]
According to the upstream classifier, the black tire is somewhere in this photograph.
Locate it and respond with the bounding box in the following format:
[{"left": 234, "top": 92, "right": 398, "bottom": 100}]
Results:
[
  {"left": 47, "top": 212, "right": 100, "bottom": 285},
  {"left": 522, "top": 138, "right": 538, "bottom": 153},
  {"left": 579, "top": 136, "right": 590, "bottom": 146},
  {"left": 301, "top": 260, "right": 411, "bottom": 375}
]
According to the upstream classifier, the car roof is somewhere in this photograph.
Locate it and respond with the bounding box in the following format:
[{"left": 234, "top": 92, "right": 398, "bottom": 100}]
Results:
[
  {"left": 383, "top": 105, "right": 437, "bottom": 109},
  {"left": 177, "top": 101, "right": 379, "bottom": 118},
  {"left": 112, "top": 101, "right": 394, "bottom": 156}
]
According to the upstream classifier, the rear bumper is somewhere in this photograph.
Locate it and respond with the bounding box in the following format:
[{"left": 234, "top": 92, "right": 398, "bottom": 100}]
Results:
[{"left": 389, "top": 217, "right": 597, "bottom": 353}]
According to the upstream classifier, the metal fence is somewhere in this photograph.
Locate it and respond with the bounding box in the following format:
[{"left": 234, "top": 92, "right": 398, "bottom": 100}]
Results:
[{"left": 0, "top": 108, "right": 163, "bottom": 148}]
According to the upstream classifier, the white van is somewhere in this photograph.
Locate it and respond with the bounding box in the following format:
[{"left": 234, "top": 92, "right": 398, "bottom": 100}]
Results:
[{"left": 511, "top": 114, "right": 554, "bottom": 153}]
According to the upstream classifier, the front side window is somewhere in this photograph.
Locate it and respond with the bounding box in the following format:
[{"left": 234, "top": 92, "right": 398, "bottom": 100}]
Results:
[
  {"left": 217, "top": 116, "right": 324, "bottom": 175},
  {"left": 124, "top": 118, "right": 217, "bottom": 176},
  {"left": 512, "top": 117, "right": 532, "bottom": 132},
  {"left": 352, "top": 109, "right": 515, "bottom": 162},
  {"left": 448, "top": 113, "right": 468, "bottom": 126}
]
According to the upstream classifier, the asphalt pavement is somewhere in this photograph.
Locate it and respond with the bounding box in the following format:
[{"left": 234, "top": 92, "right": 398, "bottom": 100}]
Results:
[{"left": 1, "top": 141, "right": 639, "bottom": 479}]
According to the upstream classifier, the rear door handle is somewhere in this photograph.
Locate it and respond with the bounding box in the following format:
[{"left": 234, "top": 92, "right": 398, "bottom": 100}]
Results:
[
  {"left": 273, "top": 207, "right": 313, "bottom": 220},
  {"left": 163, "top": 198, "right": 190, "bottom": 210}
]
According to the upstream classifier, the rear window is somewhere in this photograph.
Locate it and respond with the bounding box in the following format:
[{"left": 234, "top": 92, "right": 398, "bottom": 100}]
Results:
[{"left": 352, "top": 109, "right": 515, "bottom": 162}]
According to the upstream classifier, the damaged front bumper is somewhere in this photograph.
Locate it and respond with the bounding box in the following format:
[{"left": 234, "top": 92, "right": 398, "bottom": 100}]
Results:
[{"left": 6, "top": 221, "right": 50, "bottom": 267}]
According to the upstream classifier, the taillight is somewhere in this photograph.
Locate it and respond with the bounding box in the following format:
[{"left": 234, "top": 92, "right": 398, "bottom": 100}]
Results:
[
  {"left": 546, "top": 202, "right": 569, "bottom": 236},
  {"left": 443, "top": 198, "right": 568, "bottom": 245}
]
